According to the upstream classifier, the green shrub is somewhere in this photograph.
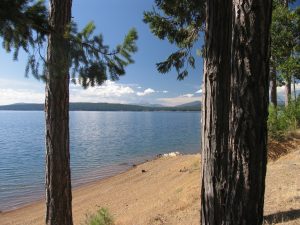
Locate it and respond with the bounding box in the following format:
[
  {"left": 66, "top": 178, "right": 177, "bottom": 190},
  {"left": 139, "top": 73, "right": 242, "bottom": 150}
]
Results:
[
  {"left": 268, "top": 97, "right": 300, "bottom": 140},
  {"left": 84, "top": 208, "right": 114, "bottom": 225},
  {"left": 268, "top": 105, "right": 283, "bottom": 139}
]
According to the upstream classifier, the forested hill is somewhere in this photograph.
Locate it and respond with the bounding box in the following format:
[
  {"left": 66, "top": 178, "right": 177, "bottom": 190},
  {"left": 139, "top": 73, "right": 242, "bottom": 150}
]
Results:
[{"left": 0, "top": 102, "right": 201, "bottom": 111}]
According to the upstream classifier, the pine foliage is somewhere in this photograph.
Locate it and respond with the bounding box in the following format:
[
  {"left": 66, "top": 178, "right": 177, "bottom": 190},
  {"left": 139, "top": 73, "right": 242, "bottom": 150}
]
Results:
[
  {"left": 143, "top": 0, "right": 205, "bottom": 80},
  {"left": 1, "top": 1, "right": 138, "bottom": 88},
  {"left": 271, "top": 1, "right": 300, "bottom": 83},
  {"left": 0, "top": 0, "right": 48, "bottom": 60},
  {"left": 68, "top": 23, "right": 138, "bottom": 88}
]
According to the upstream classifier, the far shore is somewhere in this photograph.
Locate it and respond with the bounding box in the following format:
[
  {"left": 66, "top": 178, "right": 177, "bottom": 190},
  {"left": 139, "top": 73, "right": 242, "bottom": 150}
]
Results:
[{"left": 0, "top": 137, "right": 299, "bottom": 225}]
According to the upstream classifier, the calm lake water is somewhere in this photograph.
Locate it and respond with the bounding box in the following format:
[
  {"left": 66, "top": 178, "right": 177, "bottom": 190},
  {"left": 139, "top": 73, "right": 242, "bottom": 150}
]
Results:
[{"left": 0, "top": 111, "right": 201, "bottom": 211}]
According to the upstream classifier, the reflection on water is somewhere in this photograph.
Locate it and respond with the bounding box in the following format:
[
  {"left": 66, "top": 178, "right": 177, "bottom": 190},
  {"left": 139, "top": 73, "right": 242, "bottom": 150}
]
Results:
[{"left": 0, "top": 111, "right": 201, "bottom": 211}]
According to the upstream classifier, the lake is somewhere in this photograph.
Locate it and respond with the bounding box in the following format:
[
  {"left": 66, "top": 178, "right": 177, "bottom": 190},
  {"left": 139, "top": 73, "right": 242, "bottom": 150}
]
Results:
[{"left": 0, "top": 111, "right": 201, "bottom": 211}]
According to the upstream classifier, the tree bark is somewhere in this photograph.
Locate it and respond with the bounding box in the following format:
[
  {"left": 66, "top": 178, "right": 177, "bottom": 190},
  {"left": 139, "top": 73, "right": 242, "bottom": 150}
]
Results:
[
  {"left": 45, "top": 0, "right": 73, "bottom": 225},
  {"left": 282, "top": 0, "right": 291, "bottom": 107},
  {"left": 228, "top": 0, "right": 272, "bottom": 224},
  {"left": 270, "top": 66, "right": 277, "bottom": 107},
  {"left": 201, "top": 0, "right": 232, "bottom": 224},
  {"left": 293, "top": 76, "right": 297, "bottom": 101},
  {"left": 285, "top": 76, "right": 292, "bottom": 106}
]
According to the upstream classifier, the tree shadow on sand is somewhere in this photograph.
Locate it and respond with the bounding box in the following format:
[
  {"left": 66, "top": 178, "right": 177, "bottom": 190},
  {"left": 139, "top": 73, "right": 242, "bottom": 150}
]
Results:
[{"left": 264, "top": 209, "right": 300, "bottom": 224}]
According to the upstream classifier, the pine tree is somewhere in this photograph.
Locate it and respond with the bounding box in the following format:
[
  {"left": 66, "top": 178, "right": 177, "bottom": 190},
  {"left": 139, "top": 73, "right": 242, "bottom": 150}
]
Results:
[
  {"left": 1, "top": 1, "right": 138, "bottom": 224},
  {"left": 200, "top": 0, "right": 232, "bottom": 223},
  {"left": 45, "top": 3, "right": 137, "bottom": 223},
  {"left": 44, "top": 1, "right": 73, "bottom": 224},
  {"left": 143, "top": 0, "right": 205, "bottom": 80},
  {"left": 271, "top": 0, "right": 300, "bottom": 106},
  {"left": 228, "top": 0, "right": 272, "bottom": 223},
  {"left": 0, "top": 0, "right": 48, "bottom": 59},
  {"left": 145, "top": 1, "right": 273, "bottom": 224}
]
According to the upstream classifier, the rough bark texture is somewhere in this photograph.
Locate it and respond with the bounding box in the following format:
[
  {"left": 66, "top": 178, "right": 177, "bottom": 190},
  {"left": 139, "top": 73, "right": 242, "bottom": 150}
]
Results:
[
  {"left": 201, "top": 0, "right": 232, "bottom": 224},
  {"left": 45, "top": 0, "right": 73, "bottom": 225},
  {"left": 270, "top": 66, "right": 277, "bottom": 107},
  {"left": 228, "top": 0, "right": 272, "bottom": 224}
]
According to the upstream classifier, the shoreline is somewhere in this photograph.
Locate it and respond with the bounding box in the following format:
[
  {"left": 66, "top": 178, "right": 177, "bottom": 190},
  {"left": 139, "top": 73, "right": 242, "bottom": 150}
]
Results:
[
  {"left": 0, "top": 153, "right": 202, "bottom": 225},
  {"left": 1, "top": 142, "right": 300, "bottom": 225},
  {"left": 0, "top": 151, "right": 190, "bottom": 213}
]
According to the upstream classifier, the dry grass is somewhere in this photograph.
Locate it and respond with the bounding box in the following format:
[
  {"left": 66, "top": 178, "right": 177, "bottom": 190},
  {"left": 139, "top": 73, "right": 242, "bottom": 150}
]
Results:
[
  {"left": 268, "top": 130, "right": 300, "bottom": 161},
  {"left": 264, "top": 135, "right": 300, "bottom": 225}
]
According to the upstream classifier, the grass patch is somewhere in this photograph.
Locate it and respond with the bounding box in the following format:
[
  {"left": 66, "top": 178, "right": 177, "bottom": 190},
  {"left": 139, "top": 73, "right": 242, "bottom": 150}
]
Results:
[
  {"left": 176, "top": 187, "right": 183, "bottom": 193},
  {"left": 84, "top": 208, "right": 114, "bottom": 225},
  {"left": 189, "top": 160, "right": 200, "bottom": 173}
]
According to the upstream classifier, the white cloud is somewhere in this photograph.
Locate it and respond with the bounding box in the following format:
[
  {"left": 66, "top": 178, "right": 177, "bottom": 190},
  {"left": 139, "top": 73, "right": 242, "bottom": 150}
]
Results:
[
  {"left": 158, "top": 94, "right": 201, "bottom": 106},
  {"left": 70, "top": 80, "right": 136, "bottom": 103},
  {"left": 0, "top": 80, "right": 161, "bottom": 105},
  {"left": 181, "top": 93, "right": 194, "bottom": 98},
  {"left": 0, "top": 77, "right": 204, "bottom": 106},
  {"left": 72, "top": 80, "right": 134, "bottom": 97},
  {"left": 136, "top": 88, "right": 155, "bottom": 96},
  {"left": 0, "top": 88, "right": 44, "bottom": 105},
  {"left": 195, "top": 89, "right": 202, "bottom": 94}
]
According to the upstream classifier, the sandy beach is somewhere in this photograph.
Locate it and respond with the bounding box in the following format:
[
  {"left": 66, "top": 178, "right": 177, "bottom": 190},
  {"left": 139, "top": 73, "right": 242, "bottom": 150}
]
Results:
[{"left": 1, "top": 138, "right": 299, "bottom": 225}]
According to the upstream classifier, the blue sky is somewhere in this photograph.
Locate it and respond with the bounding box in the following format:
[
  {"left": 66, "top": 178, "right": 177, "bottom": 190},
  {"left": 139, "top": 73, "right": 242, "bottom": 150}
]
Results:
[
  {"left": 0, "top": 0, "right": 203, "bottom": 106},
  {"left": 0, "top": 0, "right": 299, "bottom": 106}
]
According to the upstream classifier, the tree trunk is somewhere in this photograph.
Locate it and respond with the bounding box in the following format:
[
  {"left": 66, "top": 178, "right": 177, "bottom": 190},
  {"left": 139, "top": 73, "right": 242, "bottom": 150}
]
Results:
[
  {"left": 293, "top": 76, "right": 297, "bottom": 101},
  {"left": 201, "top": 0, "right": 232, "bottom": 224},
  {"left": 228, "top": 0, "right": 272, "bottom": 224},
  {"left": 270, "top": 67, "right": 277, "bottom": 107},
  {"left": 45, "top": 0, "right": 73, "bottom": 225},
  {"left": 281, "top": 0, "right": 291, "bottom": 107},
  {"left": 285, "top": 76, "right": 292, "bottom": 106}
]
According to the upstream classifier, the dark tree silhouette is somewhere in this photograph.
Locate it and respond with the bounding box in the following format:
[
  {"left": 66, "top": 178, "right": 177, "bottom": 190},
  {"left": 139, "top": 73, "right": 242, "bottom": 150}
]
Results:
[
  {"left": 145, "top": 1, "right": 273, "bottom": 224},
  {"left": 1, "top": 1, "right": 137, "bottom": 224}
]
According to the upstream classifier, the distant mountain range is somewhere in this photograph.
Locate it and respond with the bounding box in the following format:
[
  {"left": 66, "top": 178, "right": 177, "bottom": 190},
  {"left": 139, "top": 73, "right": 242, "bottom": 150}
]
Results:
[
  {"left": 175, "top": 101, "right": 201, "bottom": 108},
  {"left": 0, "top": 102, "right": 201, "bottom": 111}
]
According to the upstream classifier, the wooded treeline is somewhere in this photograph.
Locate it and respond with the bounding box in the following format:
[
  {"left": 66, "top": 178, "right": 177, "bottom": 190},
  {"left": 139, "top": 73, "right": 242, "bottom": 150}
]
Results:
[{"left": 0, "top": 102, "right": 201, "bottom": 111}]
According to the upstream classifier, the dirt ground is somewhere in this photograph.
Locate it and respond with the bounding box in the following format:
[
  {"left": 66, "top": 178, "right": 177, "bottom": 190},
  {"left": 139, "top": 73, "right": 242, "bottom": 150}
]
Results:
[
  {"left": 264, "top": 138, "right": 300, "bottom": 225},
  {"left": 0, "top": 138, "right": 299, "bottom": 225}
]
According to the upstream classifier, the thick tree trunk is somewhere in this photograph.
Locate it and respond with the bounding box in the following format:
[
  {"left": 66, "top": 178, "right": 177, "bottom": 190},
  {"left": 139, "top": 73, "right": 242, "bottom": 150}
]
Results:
[
  {"left": 228, "top": 0, "right": 272, "bottom": 224},
  {"left": 45, "top": 0, "right": 73, "bottom": 225},
  {"left": 285, "top": 76, "right": 292, "bottom": 106},
  {"left": 201, "top": 0, "right": 232, "bottom": 224},
  {"left": 270, "top": 67, "right": 277, "bottom": 107}
]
